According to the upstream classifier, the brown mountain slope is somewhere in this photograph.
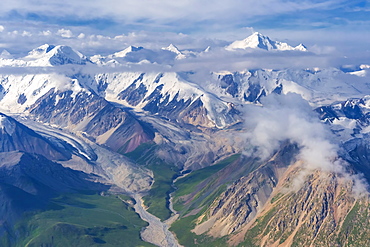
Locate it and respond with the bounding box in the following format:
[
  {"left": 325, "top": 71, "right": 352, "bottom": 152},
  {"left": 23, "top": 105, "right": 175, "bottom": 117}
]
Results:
[{"left": 192, "top": 158, "right": 370, "bottom": 247}]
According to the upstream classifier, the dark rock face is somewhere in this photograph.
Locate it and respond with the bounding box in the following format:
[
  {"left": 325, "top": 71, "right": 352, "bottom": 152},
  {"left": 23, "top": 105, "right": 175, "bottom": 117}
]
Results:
[
  {"left": 244, "top": 83, "right": 266, "bottom": 102},
  {"left": 342, "top": 99, "right": 364, "bottom": 120},
  {"left": 118, "top": 73, "right": 147, "bottom": 105},
  {"left": 315, "top": 106, "right": 339, "bottom": 123},
  {"left": 0, "top": 85, "right": 5, "bottom": 101},
  {"left": 272, "top": 84, "right": 283, "bottom": 94},
  {"left": 344, "top": 138, "right": 370, "bottom": 183},
  {"left": 220, "top": 74, "right": 239, "bottom": 97},
  {"left": 0, "top": 113, "right": 71, "bottom": 160},
  {"left": 218, "top": 72, "right": 275, "bottom": 103},
  {"left": 17, "top": 93, "right": 27, "bottom": 105},
  {"left": 316, "top": 98, "right": 366, "bottom": 123},
  {"left": 28, "top": 89, "right": 154, "bottom": 153}
]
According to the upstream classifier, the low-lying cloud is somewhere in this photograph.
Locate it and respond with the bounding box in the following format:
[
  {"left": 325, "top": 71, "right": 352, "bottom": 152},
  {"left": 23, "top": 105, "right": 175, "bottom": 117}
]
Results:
[
  {"left": 243, "top": 93, "right": 368, "bottom": 194},
  {"left": 244, "top": 93, "right": 337, "bottom": 167}
]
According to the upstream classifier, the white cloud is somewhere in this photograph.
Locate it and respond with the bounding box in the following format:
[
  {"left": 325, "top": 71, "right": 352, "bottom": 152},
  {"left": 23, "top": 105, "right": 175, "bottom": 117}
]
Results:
[
  {"left": 21, "top": 31, "right": 32, "bottom": 37},
  {"left": 57, "top": 28, "right": 74, "bottom": 38},
  {"left": 77, "top": 33, "right": 85, "bottom": 39},
  {"left": 242, "top": 93, "right": 368, "bottom": 193},
  {"left": 41, "top": 30, "right": 52, "bottom": 36},
  {"left": 243, "top": 93, "right": 336, "bottom": 165},
  {"left": 0, "top": 25, "right": 4, "bottom": 32}
]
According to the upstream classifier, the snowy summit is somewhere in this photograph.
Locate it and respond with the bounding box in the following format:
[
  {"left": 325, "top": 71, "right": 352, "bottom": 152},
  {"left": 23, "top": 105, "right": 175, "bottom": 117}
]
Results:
[
  {"left": 225, "top": 32, "right": 307, "bottom": 51},
  {"left": 24, "top": 44, "right": 90, "bottom": 66}
]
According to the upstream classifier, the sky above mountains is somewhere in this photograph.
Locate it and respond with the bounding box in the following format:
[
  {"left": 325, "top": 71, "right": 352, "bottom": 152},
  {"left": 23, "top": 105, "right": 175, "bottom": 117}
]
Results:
[{"left": 0, "top": 0, "right": 369, "bottom": 66}]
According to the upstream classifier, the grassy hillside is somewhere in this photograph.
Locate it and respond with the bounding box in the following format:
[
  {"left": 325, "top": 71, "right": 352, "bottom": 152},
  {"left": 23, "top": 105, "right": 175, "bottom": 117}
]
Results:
[{"left": 1, "top": 193, "right": 155, "bottom": 247}]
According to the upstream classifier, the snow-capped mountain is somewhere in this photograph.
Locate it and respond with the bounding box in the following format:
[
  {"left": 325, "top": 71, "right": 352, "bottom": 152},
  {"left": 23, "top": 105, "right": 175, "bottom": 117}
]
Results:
[
  {"left": 91, "top": 45, "right": 179, "bottom": 65},
  {"left": 0, "top": 44, "right": 90, "bottom": 67},
  {"left": 0, "top": 50, "right": 12, "bottom": 59},
  {"left": 210, "top": 68, "right": 370, "bottom": 105},
  {"left": 89, "top": 71, "right": 241, "bottom": 128},
  {"left": 162, "top": 44, "right": 187, "bottom": 59},
  {"left": 111, "top": 45, "right": 144, "bottom": 58},
  {"left": 225, "top": 32, "right": 307, "bottom": 51},
  {"left": 24, "top": 44, "right": 91, "bottom": 66}
]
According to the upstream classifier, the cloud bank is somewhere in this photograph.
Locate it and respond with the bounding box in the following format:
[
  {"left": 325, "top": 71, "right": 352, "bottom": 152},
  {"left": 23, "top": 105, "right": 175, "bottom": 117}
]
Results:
[
  {"left": 243, "top": 92, "right": 369, "bottom": 194},
  {"left": 244, "top": 93, "right": 337, "bottom": 168}
]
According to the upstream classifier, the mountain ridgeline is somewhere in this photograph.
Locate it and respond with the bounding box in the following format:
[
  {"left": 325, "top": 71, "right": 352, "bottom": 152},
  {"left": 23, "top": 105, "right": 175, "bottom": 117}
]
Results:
[{"left": 0, "top": 32, "right": 370, "bottom": 246}]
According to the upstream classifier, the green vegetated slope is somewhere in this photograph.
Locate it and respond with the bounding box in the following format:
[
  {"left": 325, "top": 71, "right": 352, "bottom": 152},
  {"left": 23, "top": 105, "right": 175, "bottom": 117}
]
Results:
[
  {"left": 1, "top": 193, "right": 155, "bottom": 247},
  {"left": 125, "top": 142, "right": 179, "bottom": 221},
  {"left": 170, "top": 154, "right": 256, "bottom": 247},
  {"left": 172, "top": 154, "right": 259, "bottom": 214}
]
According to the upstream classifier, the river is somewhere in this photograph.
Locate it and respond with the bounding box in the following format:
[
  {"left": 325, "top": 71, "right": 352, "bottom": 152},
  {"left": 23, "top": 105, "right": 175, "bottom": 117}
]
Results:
[{"left": 132, "top": 194, "right": 182, "bottom": 247}]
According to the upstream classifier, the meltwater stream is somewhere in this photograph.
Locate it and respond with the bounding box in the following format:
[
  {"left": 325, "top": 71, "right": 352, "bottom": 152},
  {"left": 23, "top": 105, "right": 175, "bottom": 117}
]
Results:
[{"left": 132, "top": 194, "right": 182, "bottom": 247}]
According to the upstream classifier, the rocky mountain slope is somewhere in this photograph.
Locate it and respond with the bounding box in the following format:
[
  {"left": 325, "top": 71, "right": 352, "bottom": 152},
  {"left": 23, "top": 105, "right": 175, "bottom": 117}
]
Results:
[{"left": 0, "top": 113, "right": 71, "bottom": 160}]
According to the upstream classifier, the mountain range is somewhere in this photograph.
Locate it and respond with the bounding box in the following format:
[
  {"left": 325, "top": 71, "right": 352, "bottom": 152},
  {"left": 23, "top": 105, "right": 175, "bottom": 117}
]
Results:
[{"left": 0, "top": 32, "right": 370, "bottom": 246}]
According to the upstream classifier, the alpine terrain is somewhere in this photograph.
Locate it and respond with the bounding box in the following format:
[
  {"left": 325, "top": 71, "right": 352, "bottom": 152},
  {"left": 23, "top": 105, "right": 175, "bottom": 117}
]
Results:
[{"left": 0, "top": 32, "right": 369, "bottom": 246}]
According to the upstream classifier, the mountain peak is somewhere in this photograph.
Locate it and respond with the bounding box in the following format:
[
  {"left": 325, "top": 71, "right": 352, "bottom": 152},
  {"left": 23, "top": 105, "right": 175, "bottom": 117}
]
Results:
[
  {"left": 295, "top": 43, "right": 308, "bottom": 51},
  {"left": 226, "top": 32, "right": 307, "bottom": 52},
  {"left": 48, "top": 45, "right": 89, "bottom": 66},
  {"left": 250, "top": 31, "right": 264, "bottom": 38},
  {"left": 163, "top": 44, "right": 181, "bottom": 54},
  {"left": 162, "top": 44, "right": 186, "bottom": 59},
  {"left": 25, "top": 44, "right": 89, "bottom": 66},
  {"left": 26, "top": 44, "right": 56, "bottom": 58},
  {"left": 112, "top": 45, "right": 143, "bottom": 58},
  {"left": 0, "top": 49, "right": 13, "bottom": 59}
]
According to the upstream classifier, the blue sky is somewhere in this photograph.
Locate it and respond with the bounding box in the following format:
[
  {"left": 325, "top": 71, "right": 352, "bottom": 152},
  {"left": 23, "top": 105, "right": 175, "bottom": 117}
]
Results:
[
  {"left": 0, "top": 0, "right": 369, "bottom": 64},
  {"left": 1, "top": 0, "right": 368, "bottom": 33}
]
